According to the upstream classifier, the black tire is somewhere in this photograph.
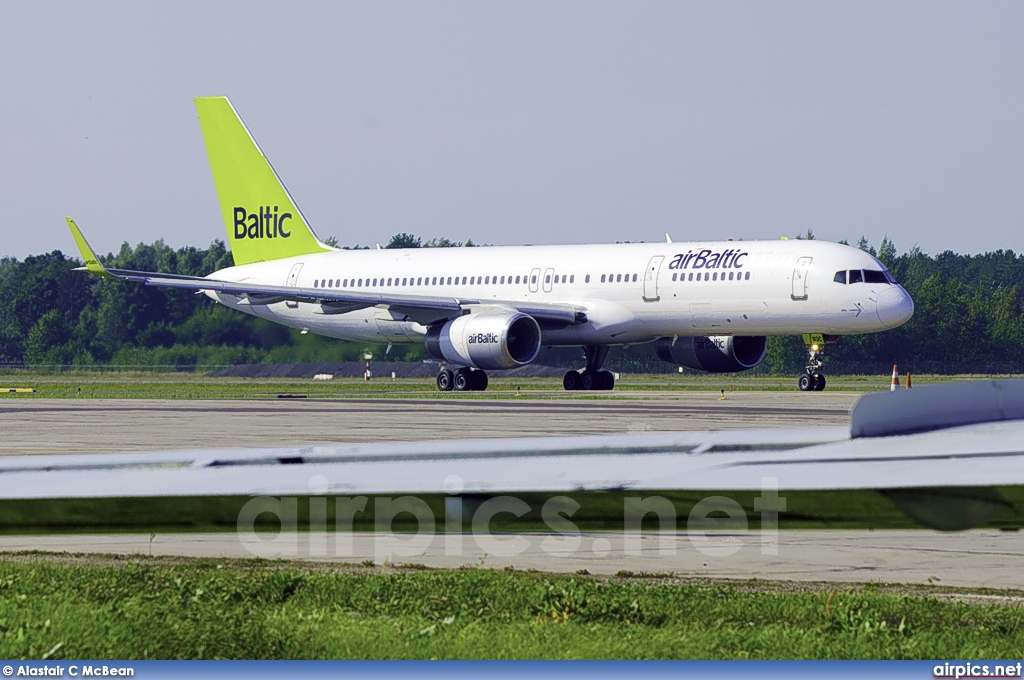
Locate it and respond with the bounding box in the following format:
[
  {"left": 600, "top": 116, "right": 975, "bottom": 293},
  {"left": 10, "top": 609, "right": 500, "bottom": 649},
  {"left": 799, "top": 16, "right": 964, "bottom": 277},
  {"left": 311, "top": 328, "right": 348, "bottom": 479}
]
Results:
[
  {"left": 471, "top": 370, "right": 489, "bottom": 391},
  {"left": 598, "top": 370, "right": 615, "bottom": 390},
  {"left": 454, "top": 368, "right": 472, "bottom": 392},
  {"left": 437, "top": 368, "right": 454, "bottom": 392},
  {"left": 580, "top": 371, "right": 596, "bottom": 390},
  {"left": 798, "top": 373, "right": 814, "bottom": 391},
  {"left": 563, "top": 370, "right": 581, "bottom": 391},
  {"left": 813, "top": 373, "right": 826, "bottom": 391}
]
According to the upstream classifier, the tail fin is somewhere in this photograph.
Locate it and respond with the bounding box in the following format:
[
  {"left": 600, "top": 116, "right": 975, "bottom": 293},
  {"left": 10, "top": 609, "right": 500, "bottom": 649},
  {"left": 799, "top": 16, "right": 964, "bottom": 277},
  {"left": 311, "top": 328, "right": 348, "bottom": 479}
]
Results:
[{"left": 195, "top": 96, "right": 333, "bottom": 266}]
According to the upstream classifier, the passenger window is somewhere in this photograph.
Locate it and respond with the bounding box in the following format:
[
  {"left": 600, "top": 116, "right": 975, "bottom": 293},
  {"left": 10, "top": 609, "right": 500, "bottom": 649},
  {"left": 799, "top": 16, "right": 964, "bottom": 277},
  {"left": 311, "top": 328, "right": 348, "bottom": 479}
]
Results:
[
  {"left": 744, "top": 272, "right": 750, "bottom": 280},
  {"left": 531, "top": 275, "right": 537, "bottom": 284},
  {"left": 545, "top": 274, "right": 551, "bottom": 284},
  {"left": 570, "top": 275, "right": 575, "bottom": 283},
  {"left": 672, "top": 273, "right": 677, "bottom": 281},
  {"left": 386, "top": 278, "right": 392, "bottom": 286},
  {"left": 401, "top": 277, "right": 407, "bottom": 286},
  {"left": 729, "top": 272, "right": 734, "bottom": 280},
  {"left": 713, "top": 272, "right": 717, "bottom": 281},
  {"left": 515, "top": 275, "right": 521, "bottom": 284},
  {"left": 500, "top": 276, "right": 505, "bottom": 284},
  {"left": 632, "top": 274, "right": 637, "bottom": 282},
  {"left": 849, "top": 270, "right": 863, "bottom": 284},
  {"left": 614, "top": 274, "right": 620, "bottom": 282},
  {"left": 313, "top": 280, "right": 319, "bottom": 288},
  {"left": 585, "top": 274, "right": 590, "bottom": 283},
  {"left": 431, "top": 277, "right": 436, "bottom": 285},
  {"left": 688, "top": 273, "right": 694, "bottom": 281},
  {"left": 601, "top": 274, "right": 606, "bottom": 283},
  {"left": 327, "top": 279, "right": 333, "bottom": 288},
  {"left": 704, "top": 273, "right": 709, "bottom": 281},
  {"left": 833, "top": 271, "right": 847, "bottom": 284}
]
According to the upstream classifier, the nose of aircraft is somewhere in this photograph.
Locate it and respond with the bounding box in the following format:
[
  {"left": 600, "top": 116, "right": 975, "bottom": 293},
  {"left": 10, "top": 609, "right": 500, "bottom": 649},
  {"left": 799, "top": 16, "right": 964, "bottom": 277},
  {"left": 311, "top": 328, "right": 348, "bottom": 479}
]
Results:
[{"left": 876, "top": 286, "right": 914, "bottom": 329}]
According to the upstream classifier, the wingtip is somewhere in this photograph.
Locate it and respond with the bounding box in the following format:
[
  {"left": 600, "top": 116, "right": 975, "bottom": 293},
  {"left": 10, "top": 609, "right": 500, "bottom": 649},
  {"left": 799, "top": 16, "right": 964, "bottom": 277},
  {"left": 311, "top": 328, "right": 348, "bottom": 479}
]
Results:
[{"left": 66, "top": 217, "right": 113, "bottom": 278}]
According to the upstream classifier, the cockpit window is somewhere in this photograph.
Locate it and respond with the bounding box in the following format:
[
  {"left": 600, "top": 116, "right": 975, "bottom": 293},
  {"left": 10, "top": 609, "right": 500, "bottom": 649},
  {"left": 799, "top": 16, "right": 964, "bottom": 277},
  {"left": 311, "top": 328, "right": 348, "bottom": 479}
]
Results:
[
  {"left": 863, "top": 270, "right": 889, "bottom": 284},
  {"left": 848, "top": 269, "right": 863, "bottom": 284},
  {"left": 833, "top": 271, "right": 847, "bottom": 284}
]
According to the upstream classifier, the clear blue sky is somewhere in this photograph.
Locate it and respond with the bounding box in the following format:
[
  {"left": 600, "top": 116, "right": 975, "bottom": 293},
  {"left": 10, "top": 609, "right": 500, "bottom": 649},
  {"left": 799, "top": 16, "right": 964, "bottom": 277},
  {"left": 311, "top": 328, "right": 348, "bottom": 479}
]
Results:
[{"left": 2, "top": 1, "right": 1021, "bottom": 260}]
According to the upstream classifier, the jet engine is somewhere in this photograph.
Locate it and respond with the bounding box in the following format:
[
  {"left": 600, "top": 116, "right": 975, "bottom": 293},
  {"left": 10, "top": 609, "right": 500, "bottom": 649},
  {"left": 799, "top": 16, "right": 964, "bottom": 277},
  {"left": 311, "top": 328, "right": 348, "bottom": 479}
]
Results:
[
  {"left": 425, "top": 311, "right": 542, "bottom": 370},
  {"left": 655, "top": 335, "right": 767, "bottom": 373}
]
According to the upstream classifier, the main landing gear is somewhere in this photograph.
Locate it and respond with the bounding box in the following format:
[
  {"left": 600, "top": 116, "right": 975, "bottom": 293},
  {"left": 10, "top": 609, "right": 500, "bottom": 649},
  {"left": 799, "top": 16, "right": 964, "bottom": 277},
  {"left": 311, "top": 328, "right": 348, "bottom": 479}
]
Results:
[
  {"left": 799, "top": 336, "right": 827, "bottom": 392},
  {"left": 437, "top": 366, "right": 488, "bottom": 392},
  {"left": 563, "top": 345, "right": 615, "bottom": 391}
]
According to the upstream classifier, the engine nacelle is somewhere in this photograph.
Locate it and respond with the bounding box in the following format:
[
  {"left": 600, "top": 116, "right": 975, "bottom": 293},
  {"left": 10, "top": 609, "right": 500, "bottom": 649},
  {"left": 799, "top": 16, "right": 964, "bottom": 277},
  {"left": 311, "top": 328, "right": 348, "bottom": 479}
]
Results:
[
  {"left": 655, "top": 335, "right": 767, "bottom": 373},
  {"left": 425, "top": 311, "right": 542, "bottom": 370}
]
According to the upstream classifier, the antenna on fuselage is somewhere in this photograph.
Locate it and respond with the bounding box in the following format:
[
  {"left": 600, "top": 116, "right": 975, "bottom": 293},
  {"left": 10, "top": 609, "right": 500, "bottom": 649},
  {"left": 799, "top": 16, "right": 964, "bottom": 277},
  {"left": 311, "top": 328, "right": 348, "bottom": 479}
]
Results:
[{"left": 665, "top": 233, "right": 673, "bottom": 244}]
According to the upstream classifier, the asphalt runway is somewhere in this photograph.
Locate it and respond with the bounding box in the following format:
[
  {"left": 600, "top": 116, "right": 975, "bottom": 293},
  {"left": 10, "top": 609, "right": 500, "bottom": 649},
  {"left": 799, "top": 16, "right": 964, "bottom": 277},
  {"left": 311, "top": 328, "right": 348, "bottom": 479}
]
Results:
[
  {"left": 1, "top": 530, "right": 1022, "bottom": 590},
  {"left": 0, "top": 392, "right": 858, "bottom": 455}
]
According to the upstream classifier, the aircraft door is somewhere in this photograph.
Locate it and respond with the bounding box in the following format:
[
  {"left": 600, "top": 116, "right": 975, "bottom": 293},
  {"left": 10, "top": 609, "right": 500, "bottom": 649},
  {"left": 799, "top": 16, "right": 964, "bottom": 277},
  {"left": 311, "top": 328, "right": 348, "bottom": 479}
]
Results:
[
  {"left": 529, "top": 267, "right": 541, "bottom": 293},
  {"left": 542, "top": 267, "right": 555, "bottom": 293},
  {"left": 643, "top": 255, "right": 664, "bottom": 302},
  {"left": 791, "top": 256, "right": 812, "bottom": 301},
  {"left": 285, "top": 263, "right": 303, "bottom": 309}
]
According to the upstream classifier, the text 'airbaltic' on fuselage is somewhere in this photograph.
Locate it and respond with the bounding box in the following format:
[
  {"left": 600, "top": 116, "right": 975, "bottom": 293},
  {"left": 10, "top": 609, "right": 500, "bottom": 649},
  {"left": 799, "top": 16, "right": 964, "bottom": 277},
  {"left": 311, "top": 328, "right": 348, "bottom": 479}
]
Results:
[{"left": 669, "top": 248, "right": 748, "bottom": 270}]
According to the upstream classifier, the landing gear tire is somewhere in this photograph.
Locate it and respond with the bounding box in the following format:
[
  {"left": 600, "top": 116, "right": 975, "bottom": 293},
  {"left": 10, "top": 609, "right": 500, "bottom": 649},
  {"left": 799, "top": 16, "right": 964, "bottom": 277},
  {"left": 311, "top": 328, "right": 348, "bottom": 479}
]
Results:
[
  {"left": 597, "top": 370, "right": 615, "bottom": 391},
  {"left": 454, "top": 368, "right": 473, "bottom": 392},
  {"left": 563, "top": 370, "right": 581, "bottom": 391},
  {"left": 454, "top": 368, "right": 488, "bottom": 392},
  {"left": 580, "top": 370, "right": 596, "bottom": 391},
  {"left": 812, "top": 373, "right": 826, "bottom": 391},
  {"left": 471, "top": 369, "right": 488, "bottom": 391},
  {"left": 437, "top": 368, "right": 454, "bottom": 392},
  {"left": 798, "top": 373, "right": 815, "bottom": 392}
]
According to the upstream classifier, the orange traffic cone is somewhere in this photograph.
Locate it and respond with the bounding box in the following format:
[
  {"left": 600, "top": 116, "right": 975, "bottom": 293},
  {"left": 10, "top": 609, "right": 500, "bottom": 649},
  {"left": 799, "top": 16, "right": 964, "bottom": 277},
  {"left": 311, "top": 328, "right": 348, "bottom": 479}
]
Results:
[
  {"left": 906, "top": 372, "right": 912, "bottom": 389},
  {"left": 890, "top": 364, "right": 900, "bottom": 392}
]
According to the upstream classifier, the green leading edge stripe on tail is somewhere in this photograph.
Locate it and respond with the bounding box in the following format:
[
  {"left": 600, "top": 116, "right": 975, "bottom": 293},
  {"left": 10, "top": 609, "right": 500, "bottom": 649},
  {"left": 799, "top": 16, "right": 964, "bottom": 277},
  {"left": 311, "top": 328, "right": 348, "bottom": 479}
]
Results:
[{"left": 195, "top": 96, "right": 333, "bottom": 266}]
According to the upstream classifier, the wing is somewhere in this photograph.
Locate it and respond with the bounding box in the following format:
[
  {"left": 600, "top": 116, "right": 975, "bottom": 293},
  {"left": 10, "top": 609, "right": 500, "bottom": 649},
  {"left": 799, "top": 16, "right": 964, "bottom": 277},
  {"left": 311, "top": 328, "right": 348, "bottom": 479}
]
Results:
[
  {"left": 2, "top": 420, "right": 1023, "bottom": 530},
  {"left": 66, "top": 217, "right": 587, "bottom": 328}
]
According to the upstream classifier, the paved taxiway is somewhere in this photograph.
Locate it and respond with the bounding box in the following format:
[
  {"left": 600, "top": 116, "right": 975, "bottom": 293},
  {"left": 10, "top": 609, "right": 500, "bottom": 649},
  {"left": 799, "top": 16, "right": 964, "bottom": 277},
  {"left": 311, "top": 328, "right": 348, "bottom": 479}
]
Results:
[
  {"left": 0, "top": 393, "right": 858, "bottom": 455},
  {"left": 1, "top": 530, "right": 1022, "bottom": 589}
]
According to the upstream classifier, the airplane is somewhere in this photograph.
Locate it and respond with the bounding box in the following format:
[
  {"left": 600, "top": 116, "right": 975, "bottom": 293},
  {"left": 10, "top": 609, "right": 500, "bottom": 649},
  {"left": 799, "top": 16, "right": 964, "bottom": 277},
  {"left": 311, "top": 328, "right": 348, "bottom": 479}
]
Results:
[{"left": 67, "top": 96, "right": 914, "bottom": 392}]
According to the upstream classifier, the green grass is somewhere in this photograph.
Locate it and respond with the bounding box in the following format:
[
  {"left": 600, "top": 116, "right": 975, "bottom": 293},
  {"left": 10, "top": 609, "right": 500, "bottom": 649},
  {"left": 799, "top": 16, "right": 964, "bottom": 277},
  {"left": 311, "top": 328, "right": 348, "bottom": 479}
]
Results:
[
  {"left": 0, "top": 554, "right": 1022, "bottom": 659},
  {"left": 0, "top": 370, "right": 1004, "bottom": 399}
]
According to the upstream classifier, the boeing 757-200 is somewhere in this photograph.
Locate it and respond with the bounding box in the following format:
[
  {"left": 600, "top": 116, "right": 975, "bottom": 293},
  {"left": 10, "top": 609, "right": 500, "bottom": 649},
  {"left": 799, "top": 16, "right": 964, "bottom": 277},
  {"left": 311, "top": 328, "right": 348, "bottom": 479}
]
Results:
[{"left": 67, "top": 96, "right": 914, "bottom": 392}]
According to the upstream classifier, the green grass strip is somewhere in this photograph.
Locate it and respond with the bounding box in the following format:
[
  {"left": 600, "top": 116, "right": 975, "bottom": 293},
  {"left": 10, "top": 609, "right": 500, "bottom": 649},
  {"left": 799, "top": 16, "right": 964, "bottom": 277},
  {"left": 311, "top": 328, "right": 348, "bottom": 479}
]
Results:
[{"left": 1, "top": 554, "right": 1023, "bottom": 659}]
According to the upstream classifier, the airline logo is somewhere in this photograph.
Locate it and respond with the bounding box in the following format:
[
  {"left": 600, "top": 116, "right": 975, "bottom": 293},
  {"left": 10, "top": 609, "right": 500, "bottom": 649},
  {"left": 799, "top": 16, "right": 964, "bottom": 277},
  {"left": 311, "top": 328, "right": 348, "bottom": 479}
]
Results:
[
  {"left": 669, "top": 248, "right": 748, "bottom": 270},
  {"left": 694, "top": 337, "right": 727, "bottom": 351},
  {"left": 468, "top": 332, "right": 499, "bottom": 345},
  {"left": 233, "top": 206, "right": 293, "bottom": 240}
]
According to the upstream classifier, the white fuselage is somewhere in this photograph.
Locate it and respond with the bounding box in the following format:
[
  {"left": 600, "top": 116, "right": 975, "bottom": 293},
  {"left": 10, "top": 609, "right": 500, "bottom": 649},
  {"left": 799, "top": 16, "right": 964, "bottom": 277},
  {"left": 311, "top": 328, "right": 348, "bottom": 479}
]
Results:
[{"left": 206, "top": 239, "right": 914, "bottom": 346}]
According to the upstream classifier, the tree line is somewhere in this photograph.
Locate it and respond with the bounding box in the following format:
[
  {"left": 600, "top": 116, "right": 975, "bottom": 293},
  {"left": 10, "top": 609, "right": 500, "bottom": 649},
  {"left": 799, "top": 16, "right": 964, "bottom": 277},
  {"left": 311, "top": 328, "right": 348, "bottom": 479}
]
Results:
[{"left": 1, "top": 232, "right": 1021, "bottom": 374}]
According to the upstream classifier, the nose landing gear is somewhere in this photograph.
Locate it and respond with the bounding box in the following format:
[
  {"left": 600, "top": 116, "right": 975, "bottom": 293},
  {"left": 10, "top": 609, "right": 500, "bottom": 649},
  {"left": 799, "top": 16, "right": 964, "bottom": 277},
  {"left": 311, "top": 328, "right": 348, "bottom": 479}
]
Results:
[{"left": 799, "top": 333, "right": 831, "bottom": 392}]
